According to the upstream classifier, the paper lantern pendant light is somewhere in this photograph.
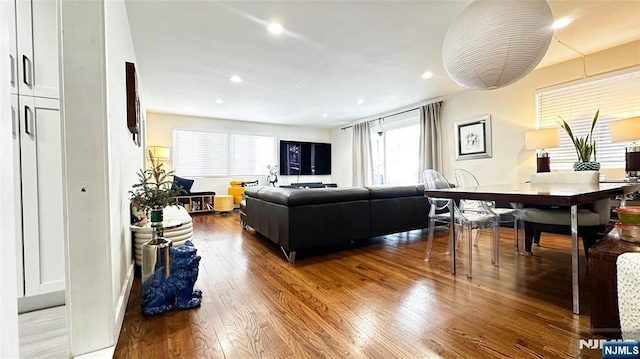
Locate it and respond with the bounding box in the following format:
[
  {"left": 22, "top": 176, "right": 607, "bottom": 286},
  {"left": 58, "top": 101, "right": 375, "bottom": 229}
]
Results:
[{"left": 442, "top": 0, "right": 554, "bottom": 90}]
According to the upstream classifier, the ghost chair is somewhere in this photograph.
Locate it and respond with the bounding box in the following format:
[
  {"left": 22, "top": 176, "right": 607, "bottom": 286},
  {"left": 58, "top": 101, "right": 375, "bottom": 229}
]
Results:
[
  {"left": 423, "top": 169, "right": 500, "bottom": 277},
  {"left": 453, "top": 168, "right": 521, "bottom": 258}
]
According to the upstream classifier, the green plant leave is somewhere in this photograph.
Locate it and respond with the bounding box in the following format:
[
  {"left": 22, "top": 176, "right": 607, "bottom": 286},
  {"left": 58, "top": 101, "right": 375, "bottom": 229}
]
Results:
[
  {"left": 558, "top": 110, "right": 600, "bottom": 163},
  {"left": 129, "top": 151, "right": 186, "bottom": 214}
]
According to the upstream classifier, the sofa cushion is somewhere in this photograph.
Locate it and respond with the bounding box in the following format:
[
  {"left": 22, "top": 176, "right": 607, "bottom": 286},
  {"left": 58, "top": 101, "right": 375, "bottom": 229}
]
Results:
[{"left": 173, "top": 175, "right": 194, "bottom": 194}]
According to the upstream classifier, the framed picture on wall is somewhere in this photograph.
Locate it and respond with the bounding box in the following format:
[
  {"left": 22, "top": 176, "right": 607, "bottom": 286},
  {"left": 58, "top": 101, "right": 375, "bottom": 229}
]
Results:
[
  {"left": 126, "top": 61, "right": 140, "bottom": 146},
  {"left": 454, "top": 115, "right": 492, "bottom": 160}
]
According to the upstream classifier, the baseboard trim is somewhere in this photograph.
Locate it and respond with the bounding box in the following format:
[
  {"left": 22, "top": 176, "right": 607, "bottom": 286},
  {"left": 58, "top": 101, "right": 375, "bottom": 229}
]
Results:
[
  {"left": 73, "top": 345, "right": 115, "bottom": 358},
  {"left": 18, "top": 290, "right": 65, "bottom": 314},
  {"left": 113, "top": 261, "right": 135, "bottom": 344}
]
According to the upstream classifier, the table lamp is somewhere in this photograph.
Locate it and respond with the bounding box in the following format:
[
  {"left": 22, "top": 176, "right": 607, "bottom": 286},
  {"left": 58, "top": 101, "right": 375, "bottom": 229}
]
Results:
[
  {"left": 610, "top": 116, "right": 640, "bottom": 182},
  {"left": 147, "top": 146, "right": 170, "bottom": 160},
  {"left": 525, "top": 128, "right": 560, "bottom": 172}
]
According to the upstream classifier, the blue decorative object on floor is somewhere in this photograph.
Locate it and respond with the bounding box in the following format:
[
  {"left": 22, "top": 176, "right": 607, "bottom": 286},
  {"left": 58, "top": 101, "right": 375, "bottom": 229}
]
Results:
[{"left": 141, "top": 240, "right": 202, "bottom": 316}]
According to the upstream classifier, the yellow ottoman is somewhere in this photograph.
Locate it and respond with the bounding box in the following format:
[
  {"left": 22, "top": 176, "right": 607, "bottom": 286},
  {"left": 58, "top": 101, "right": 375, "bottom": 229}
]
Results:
[
  {"left": 228, "top": 186, "right": 245, "bottom": 204},
  {"left": 213, "top": 195, "right": 234, "bottom": 213}
]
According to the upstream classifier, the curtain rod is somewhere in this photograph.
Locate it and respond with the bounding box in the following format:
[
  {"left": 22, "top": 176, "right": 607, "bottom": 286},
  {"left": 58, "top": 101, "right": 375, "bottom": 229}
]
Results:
[{"left": 340, "top": 101, "right": 443, "bottom": 130}]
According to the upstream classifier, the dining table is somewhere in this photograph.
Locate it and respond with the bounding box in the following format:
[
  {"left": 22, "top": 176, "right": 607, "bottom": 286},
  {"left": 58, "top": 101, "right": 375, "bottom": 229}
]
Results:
[{"left": 424, "top": 181, "right": 640, "bottom": 314}]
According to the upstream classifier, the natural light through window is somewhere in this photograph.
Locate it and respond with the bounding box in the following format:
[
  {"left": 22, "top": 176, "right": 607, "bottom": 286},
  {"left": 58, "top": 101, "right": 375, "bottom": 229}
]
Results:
[
  {"left": 172, "top": 130, "right": 275, "bottom": 177},
  {"left": 372, "top": 122, "right": 420, "bottom": 185},
  {"left": 536, "top": 70, "right": 640, "bottom": 170}
]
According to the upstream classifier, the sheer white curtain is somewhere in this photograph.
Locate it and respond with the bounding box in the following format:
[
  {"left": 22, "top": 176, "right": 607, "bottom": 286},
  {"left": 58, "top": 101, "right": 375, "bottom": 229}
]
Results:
[
  {"left": 418, "top": 101, "right": 443, "bottom": 175},
  {"left": 352, "top": 122, "right": 374, "bottom": 186}
]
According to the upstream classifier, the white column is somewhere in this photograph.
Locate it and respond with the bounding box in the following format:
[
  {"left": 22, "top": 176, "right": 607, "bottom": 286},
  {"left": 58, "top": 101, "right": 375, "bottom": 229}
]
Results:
[{"left": 59, "top": 0, "right": 115, "bottom": 355}]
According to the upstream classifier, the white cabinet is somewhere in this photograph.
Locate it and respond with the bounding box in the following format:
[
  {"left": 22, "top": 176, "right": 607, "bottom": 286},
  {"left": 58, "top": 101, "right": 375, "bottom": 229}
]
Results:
[
  {"left": 8, "top": 0, "right": 18, "bottom": 95},
  {"left": 15, "top": 0, "right": 59, "bottom": 99},
  {"left": 11, "top": 95, "right": 24, "bottom": 298},
  {"left": 19, "top": 96, "right": 65, "bottom": 296},
  {"left": 7, "top": 0, "right": 64, "bottom": 304}
]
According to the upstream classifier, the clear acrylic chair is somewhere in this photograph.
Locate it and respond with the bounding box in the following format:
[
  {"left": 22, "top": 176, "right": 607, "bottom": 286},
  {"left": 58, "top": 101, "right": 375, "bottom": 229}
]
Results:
[
  {"left": 453, "top": 168, "right": 520, "bottom": 255},
  {"left": 423, "top": 169, "right": 500, "bottom": 277},
  {"left": 423, "top": 170, "right": 458, "bottom": 263}
]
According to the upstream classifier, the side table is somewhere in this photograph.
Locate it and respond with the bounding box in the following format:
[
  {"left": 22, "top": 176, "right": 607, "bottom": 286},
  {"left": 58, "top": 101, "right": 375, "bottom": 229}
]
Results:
[
  {"left": 130, "top": 219, "right": 183, "bottom": 282},
  {"left": 589, "top": 229, "right": 640, "bottom": 338}
]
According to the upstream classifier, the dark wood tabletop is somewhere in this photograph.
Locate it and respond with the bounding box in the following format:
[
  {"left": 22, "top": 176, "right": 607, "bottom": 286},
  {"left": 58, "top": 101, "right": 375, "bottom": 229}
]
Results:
[{"left": 424, "top": 182, "right": 639, "bottom": 206}]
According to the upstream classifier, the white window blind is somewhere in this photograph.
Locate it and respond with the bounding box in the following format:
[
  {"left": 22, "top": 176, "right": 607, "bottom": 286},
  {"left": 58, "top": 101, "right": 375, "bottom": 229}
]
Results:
[
  {"left": 536, "top": 70, "right": 640, "bottom": 170},
  {"left": 173, "top": 130, "right": 229, "bottom": 176},
  {"left": 230, "top": 134, "right": 275, "bottom": 175},
  {"left": 172, "top": 130, "right": 276, "bottom": 177}
]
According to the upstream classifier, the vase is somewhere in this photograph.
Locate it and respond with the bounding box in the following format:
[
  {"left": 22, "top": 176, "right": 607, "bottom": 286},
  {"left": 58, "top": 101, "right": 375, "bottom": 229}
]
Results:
[
  {"left": 573, "top": 161, "right": 601, "bottom": 171},
  {"left": 150, "top": 207, "right": 164, "bottom": 226}
]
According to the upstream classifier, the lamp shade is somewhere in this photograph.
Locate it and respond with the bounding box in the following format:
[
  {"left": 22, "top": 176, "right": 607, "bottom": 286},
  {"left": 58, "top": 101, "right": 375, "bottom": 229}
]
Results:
[
  {"left": 610, "top": 116, "right": 640, "bottom": 143},
  {"left": 525, "top": 128, "right": 560, "bottom": 150},
  {"left": 442, "top": 0, "right": 554, "bottom": 90},
  {"left": 147, "top": 146, "right": 170, "bottom": 160}
]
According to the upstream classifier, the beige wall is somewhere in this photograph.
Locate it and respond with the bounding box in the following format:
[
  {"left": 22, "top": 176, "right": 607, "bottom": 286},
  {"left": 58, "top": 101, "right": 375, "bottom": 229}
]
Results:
[
  {"left": 440, "top": 40, "right": 639, "bottom": 184},
  {"left": 332, "top": 40, "right": 640, "bottom": 186},
  {"left": 146, "top": 112, "right": 333, "bottom": 195}
]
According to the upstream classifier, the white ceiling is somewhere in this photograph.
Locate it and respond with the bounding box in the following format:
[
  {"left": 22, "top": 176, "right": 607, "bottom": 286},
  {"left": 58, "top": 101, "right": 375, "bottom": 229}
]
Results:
[{"left": 124, "top": 1, "right": 640, "bottom": 128}]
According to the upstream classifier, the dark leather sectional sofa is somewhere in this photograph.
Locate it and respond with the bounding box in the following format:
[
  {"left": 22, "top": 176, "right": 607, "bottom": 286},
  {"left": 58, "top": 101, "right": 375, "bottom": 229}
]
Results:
[{"left": 241, "top": 185, "right": 429, "bottom": 262}]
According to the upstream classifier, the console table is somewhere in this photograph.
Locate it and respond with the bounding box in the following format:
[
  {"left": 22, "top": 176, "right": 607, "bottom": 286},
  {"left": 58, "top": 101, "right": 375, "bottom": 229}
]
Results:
[
  {"left": 589, "top": 229, "right": 640, "bottom": 337},
  {"left": 424, "top": 181, "right": 640, "bottom": 314}
]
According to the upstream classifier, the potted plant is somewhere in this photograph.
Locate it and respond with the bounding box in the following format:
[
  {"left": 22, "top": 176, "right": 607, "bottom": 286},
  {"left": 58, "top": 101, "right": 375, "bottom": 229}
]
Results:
[
  {"left": 130, "top": 152, "right": 184, "bottom": 225},
  {"left": 558, "top": 109, "right": 601, "bottom": 171}
]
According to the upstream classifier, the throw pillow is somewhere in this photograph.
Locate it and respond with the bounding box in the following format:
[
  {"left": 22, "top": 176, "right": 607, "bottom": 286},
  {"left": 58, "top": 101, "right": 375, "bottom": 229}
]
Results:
[{"left": 173, "top": 175, "right": 194, "bottom": 194}]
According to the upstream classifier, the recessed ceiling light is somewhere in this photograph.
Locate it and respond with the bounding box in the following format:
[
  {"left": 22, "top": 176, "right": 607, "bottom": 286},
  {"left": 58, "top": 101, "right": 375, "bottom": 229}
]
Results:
[
  {"left": 229, "top": 75, "right": 242, "bottom": 83},
  {"left": 321, "top": 113, "right": 328, "bottom": 118},
  {"left": 214, "top": 99, "right": 224, "bottom": 104},
  {"left": 552, "top": 17, "right": 573, "bottom": 29},
  {"left": 356, "top": 98, "right": 364, "bottom": 105},
  {"left": 421, "top": 71, "right": 434, "bottom": 79},
  {"left": 267, "top": 22, "right": 284, "bottom": 35}
]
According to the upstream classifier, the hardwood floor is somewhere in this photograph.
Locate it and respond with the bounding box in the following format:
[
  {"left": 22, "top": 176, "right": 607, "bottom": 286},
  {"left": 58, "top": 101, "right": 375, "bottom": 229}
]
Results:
[{"left": 114, "top": 212, "right": 604, "bottom": 358}]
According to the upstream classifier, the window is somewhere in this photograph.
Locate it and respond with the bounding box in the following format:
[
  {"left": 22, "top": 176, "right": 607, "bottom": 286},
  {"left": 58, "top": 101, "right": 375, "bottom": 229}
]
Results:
[
  {"left": 371, "top": 117, "right": 420, "bottom": 185},
  {"left": 231, "top": 134, "right": 276, "bottom": 175},
  {"left": 537, "top": 70, "right": 640, "bottom": 170},
  {"left": 172, "top": 130, "right": 275, "bottom": 177}
]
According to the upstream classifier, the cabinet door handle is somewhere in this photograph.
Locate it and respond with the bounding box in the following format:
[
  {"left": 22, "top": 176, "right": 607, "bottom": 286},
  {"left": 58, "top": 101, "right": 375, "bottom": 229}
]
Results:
[
  {"left": 24, "top": 105, "right": 33, "bottom": 136},
  {"left": 22, "top": 55, "right": 32, "bottom": 87},
  {"left": 10, "top": 54, "right": 16, "bottom": 86},
  {"left": 11, "top": 104, "right": 17, "bottom": 136}
]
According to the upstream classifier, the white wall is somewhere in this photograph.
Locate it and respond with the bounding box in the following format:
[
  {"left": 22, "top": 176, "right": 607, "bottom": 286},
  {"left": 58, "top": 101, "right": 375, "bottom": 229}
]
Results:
[
  {"left": 146, "top": 112, "right": 332, "bottom": 194},
  {"left": 330, "top": 127, "right": 353, "bottom": 187},
  {"left": 104, "top": 0, "right": 140, "bottom": 346},
  {"left": 333, "top": 40, "right": 640, "bottom": 185},
  {"left": 0, "top": 0, "right": 19, "bottom": 355},
  {"left": 60, "top": 0, "right": 143, "bottom": 355}
]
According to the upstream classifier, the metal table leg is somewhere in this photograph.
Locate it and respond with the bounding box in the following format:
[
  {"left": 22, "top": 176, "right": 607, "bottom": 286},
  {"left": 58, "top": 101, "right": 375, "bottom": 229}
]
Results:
[
  {"left": 450, "top": 200, "right": 456, "bottom": 275},
  {"left": 571, "top": 204, "right": 580, "bottom": 314}
]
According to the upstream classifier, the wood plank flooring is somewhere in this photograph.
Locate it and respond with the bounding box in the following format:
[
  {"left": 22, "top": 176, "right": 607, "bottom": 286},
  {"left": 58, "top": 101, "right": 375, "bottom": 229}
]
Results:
[
  {"left": 114, "top": 212, "right": 605, "bottom": 358},
  {"left": 19, "top": 305, "right": 67, "bottom": 358}
]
